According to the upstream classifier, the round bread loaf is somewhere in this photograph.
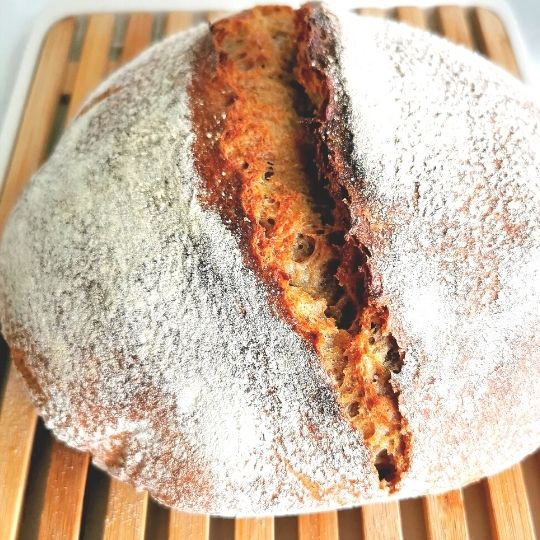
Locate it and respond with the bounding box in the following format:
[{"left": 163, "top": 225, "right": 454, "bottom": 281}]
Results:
[{"left": 0, "top": 4, "right": 539, "bottom": 516}]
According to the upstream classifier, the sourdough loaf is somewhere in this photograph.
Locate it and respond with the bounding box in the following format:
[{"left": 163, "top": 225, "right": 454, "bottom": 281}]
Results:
[{"left": 0, "top": 4, "right": 539, "bottom": 515}]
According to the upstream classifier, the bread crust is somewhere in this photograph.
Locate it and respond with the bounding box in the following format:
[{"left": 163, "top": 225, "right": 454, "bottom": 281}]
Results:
[{"left": 0, "top": 4, "right": 539, "bottom": 516}]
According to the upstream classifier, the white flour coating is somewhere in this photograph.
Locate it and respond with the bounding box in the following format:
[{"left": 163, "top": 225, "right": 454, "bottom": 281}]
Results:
[
  {"left": 0, "top": 6, "right": 539, "bottom": 516},
  {"left": 0, "top": 22, "right": 379, "bottom": 516},
  {"left": 336, "top": 12, "right": 540, "bottom": 491}
]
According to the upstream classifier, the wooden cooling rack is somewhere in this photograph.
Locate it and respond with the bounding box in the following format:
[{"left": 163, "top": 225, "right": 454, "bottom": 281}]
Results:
[{"left": 0, "top": 6, "right": 539, "bottom": 540}]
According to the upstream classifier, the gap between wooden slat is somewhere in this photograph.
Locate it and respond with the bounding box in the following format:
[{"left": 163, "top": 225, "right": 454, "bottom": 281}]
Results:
[
  {"left": 521, "top": 452, "right": 540, "bottom": 540},
  {"left": 36, "top": 14, "right": 117, "bottom": 538},
  {"left": 235, "top": 517, "right": 274, "bottom": 540},
  {"left": 462, "top": 480, "right": 491, "bottom": 540},
  {"left": 102, "top": 479, "right": 149, "bottom": 539},
  {"left": 486, "top": 465, "right": 534, "bottom": 540},
  {"left": 400, "top": 498, "right": 428, "bottom": 540},
  {"left": 472, "top": 8, "right": 520, "bottom": 77},
  {"left": 0, "top": 18, "right": 75, "bottom": 540},
  {"left": 298, "top": 511, "right": 339, "bottom": 540},
  {"left": 362, "top": 502, "right": 403, "bottom": 540}
]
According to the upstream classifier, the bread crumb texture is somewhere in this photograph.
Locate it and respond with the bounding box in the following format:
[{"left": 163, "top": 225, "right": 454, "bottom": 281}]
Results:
[{"left": 0, "top": 3, "right": 539, "bottom": 516}]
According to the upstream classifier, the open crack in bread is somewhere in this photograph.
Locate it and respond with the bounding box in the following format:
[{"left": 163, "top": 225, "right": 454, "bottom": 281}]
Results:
[
  {"left": 0, "top": 2, "right": 539, "bottom": 517},
  {"left": 190, "top": 3, "right": 411, "bottom": 490}
]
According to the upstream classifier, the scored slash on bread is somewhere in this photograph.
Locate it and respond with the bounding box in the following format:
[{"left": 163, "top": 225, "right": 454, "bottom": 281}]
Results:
[
  {"left": 191, "top": 4, "right": 410, "bottom": 490},
  {"left": 0, "top": 2, "right": 539, "bottom": 516}
]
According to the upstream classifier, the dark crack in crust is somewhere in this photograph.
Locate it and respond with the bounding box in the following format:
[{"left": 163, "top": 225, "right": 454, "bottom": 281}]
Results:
[{"left": 189, "top": 3, "right": 411, "bottom": 490}]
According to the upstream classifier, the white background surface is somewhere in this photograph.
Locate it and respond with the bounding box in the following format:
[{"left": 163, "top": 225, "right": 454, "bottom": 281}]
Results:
[{"left": 1, "top": 0, "right": 539, "bottom": 151}]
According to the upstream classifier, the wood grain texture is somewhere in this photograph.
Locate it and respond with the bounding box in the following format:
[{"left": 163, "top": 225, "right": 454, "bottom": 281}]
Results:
[
  {"left": 0, "top": 364, "right": 38, "bottom": 540},
  {"left": 169, "top": 511, "right": 210, "bottom": 540},
  {"left": 37, "top": 441, "right": 89, "bottom": 540},
  {"left": 395, "top": 6, "right": 426, "bottom": 28},
  {"left": 486, "top": 465, "right": 535, "bottom": 540},
  {"left": 165, "top": 12, "right": 195, "bottom": 36},
  {"left": 473, "top": 8, "right": 520, "bottom": 77},
  {"left": 358, "top": 8, "right": 386, "bottom": 17},
  {"left": 121, "top": 13, "right": 154, "bottom": 63},
  {"left": 102, "top": 479, "right": 149, "bottom": 540},
  {"left": 362, "top": 502, "right": 403, "bottom": 540},
  {"left": 235, "top": 517, "right": 274, "bottom": 540},
  {"left": 437, "top": 6, "right": 474, "bottom": 48},
  {"left": 424, "top": 491, "right": 468, "bottom": 540},
  {"left": 67, "top": 14, "right": 115, "bottom": 121},
  {"left": 298, "top": 511, "right": 339, "bottom": 540}
]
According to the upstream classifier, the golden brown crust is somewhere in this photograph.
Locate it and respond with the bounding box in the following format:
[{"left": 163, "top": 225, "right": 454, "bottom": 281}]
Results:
[{"left": 189, "top": 4, "right": 411, "bottom": 489}]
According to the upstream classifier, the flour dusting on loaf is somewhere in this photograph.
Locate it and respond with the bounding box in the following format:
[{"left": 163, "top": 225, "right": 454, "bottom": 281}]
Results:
[{"left": 0, "top": 4, "right": 539, "bottom": 516}]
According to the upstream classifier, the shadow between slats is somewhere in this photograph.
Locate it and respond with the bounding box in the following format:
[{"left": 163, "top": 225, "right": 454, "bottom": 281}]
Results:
[
  {"left": 80, "top": 466, "right": 111, "bottom": 540},
  {"left": 521, "top": 452, "right": 540, "bottom": 539},
  {"left": 274, "top": 515, "right": 298, "bottom": 540},
  {"left": 338, "top": 507, "right": 362, "bottom": 540},
  {"left": 18, "top": 420, "right": 54, "bottom": 539},
  {"left": 462, "top": 480, "right": 492, "bottom": 540},
  {"left": 0, "top": 337, "right": 10, "bottom": 405},
  {"left": 145, "top": 499, "right": 170, "bottom": 539},
  {"left": 210, "top": 516, "right": 235, "bottom": 540},
  {"left": 400, "top": 498, "right": 427, "bottom": 540}
]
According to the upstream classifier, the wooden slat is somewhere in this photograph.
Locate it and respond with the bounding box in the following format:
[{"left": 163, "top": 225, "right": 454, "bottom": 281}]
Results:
[
  {"left": 120, "top": 13, "right": 154, "bottom": 64},
  {"left": 298, "top": 511, "right": 339, "bottom": 540},
  {"left": 424, "top": 492, "right": 468, "bottom": 540},
  {"left": 102, "top": 479, "right": 149, "bottom": 539},
  {"left": 396, "top": 6, "right": 426, "bottom": 27},
  {"left": 0, "top": 365, "right": 38, "bottom": 540},
  {"left": 486, "top": 465, "right": 535, "bottom": 540},
  {"left": 37, "top": 442, "right": 89, "bottom": 539},
  {"left": 165, "top": 12, "right": 195, "bottom": 36},
  {"left": 358, "top": 8, "right": 386, "bottom": 17},
  {"left": 35, "top": 15, "right": 117, "bottom": 537},
  {"left": 437, "top": 6, "right": 474, "bottom": 48},
  {"left": 0, "top": 19, "right": 75, "bottom": 540},
  {"left": 67, "top": 14, "right": 115, "bottom": 120},
  {"left": 169, "top": 512, "right": 209, "bottom": 540},
  {"left": 362, "top": 502, "right": 403, "bottom": 540},
  {"left": 235, "top": 518, "right": 274, "bottom": 540},
  {"left": 473, "top": 8, "right": 520, "bottom": 77}
]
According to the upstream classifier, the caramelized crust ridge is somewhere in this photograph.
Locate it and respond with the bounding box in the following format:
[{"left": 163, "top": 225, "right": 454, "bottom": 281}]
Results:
[{"left": 190, "top": 4, "right": 411, "bottom": 490}]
